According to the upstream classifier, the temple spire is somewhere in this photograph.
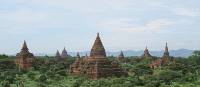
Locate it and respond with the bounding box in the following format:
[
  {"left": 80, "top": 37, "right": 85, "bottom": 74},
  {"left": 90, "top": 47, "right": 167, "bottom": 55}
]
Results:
[
  {"left": 22, "top": 40, "right": 28, "bottom": 50},
  {"left": 164, "top": 42, "right": 169, "bottom": 56},
  {"left": 61, "top": 47, "right": 68, "bottom": 58},
  {"left": 118, "top": 50, "right": 124, "bottom": 58},
  {"left": 90, "top": 33, "right": 106, "bottom": 57},
  {"left": 21, "top": 40, "right": 29, "bottom": 52},
  {"left": 116, "top": 50, "right": 125, "bottom": 62},
  {"left": 55, "top": 50, "right": 61, "bottom": 58},
  {"left": 97, "top": 32, "right": 99, "bottom": 37},
  {"left": 142, "top": 46, "right": 151, "bottom": 57}
]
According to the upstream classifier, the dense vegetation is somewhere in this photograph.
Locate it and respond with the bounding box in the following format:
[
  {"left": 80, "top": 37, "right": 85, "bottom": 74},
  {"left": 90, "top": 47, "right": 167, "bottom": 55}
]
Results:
[{"left": 0, "top": 51, "right": 200, "bottom": 87}]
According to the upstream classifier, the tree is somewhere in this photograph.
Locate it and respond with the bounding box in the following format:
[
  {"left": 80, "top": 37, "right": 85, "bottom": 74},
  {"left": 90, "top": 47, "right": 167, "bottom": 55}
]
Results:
[
  {"left": 189, "top": 50, "right": 200, "bottom": 65},
  {"left": 158, "top": 70, "right": 182, "bottom": 85},
  {"left": 130, "top": 64, "right": 153, "bottom": 80}
]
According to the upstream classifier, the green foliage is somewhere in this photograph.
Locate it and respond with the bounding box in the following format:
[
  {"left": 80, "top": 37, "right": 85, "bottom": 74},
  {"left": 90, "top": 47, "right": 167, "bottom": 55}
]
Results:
[
  {"left": 1, "top": 51, "right": 200, "bottom": 86},
  {"left": 157, "top": 70, "right": 182, "bottom": 85},
  {"left": 0, "top": 54, "right": 9, "bottom": 59},
  {"left": 130, "top": 64, "right": 153, "bottom": 80},
  {"left": 189, "top": 50, "right": 200, "bottom": 65}
]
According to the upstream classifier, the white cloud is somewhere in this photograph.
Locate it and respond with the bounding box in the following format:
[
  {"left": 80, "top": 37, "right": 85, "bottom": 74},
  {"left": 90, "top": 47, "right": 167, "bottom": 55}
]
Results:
[
  {"left": 97, "top": 18, "right": 173, "bottom": 33},
  {"left": 173, "top": 8, "right": 200, "bottom": 17},
  {"left": 0, "top": 9, "right": 49, "bottom": 34},
  {"left": 147, "top": 19, "right": 173, "bottom": 32}
]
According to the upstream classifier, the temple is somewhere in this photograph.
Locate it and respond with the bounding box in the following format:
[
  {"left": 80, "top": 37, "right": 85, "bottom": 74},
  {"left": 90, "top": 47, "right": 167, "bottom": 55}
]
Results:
[
  {"left": 149, "top": 43, "right": 175, "bottom": 69},
  {"left": 61, "top": 47, "right": 68, "bottom": 58},
  {"left": 116, "top": 51, "right": 125, "bottom": 62},
  {"left": 69, "top": 33, "right": 127, "bottom": 79},
  {"left": 161, "top": 43, "right": 170, "bottom": 65},
  {"left": 15, "top": 41, "right": 35, "bottom": 70},
  {"left": 141, "top": 46, "right": 152, "bottom": 58},
  {"left": 55, "top": 50, "right": 61, "bottom": 59}
]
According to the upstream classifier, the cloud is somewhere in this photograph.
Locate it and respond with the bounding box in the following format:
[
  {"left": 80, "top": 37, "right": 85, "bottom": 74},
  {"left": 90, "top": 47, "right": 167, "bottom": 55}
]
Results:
[
  {"left": 173, "top": 8, "right": 200, "bottom": 17},
  {"left": 97, "top": 18, "right": 173, "bottom": 33},
  {"left": 0, "top": 9, "right": 49, "bottom": 34},
  {"left": 147, "top": 19, "right": 173, "bottom": 32}
]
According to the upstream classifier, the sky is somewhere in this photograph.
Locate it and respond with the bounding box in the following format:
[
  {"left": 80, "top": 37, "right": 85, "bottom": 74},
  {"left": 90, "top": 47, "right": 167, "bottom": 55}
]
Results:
[{"left": 0, "top": 0, "right": 200, "bottom": 54}]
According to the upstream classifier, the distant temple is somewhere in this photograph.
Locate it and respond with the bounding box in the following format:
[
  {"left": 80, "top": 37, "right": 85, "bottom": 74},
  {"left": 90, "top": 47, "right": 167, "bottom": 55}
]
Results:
[
  {"left": 161, "top": 43, "right": 170, "bottom": 65},
  {"left": 149, "top": 43, "right": 175, "bottom": 69},
  {"left": 69, "top": 33, "right": 127, "bottom": 79},
  {"left": 61, "top": 47, "right": 68, "bottom": 58},
  {"left": 116, "top": 51, "right": 125, "bottom": 62},
  {"left": 15, "top": 41, "right": 35, "bottom": 70},
  {"left": 55, "top": 50, "right": 61, "bottom": 59},
  {"left": 141, "top": 46, "right": 152, "bottom": 58}
]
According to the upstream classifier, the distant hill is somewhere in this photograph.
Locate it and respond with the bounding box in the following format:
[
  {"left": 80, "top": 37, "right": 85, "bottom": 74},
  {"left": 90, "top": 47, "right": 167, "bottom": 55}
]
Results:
[
  {"left": 35, "top": 49, "right": 194, "bottom": 57},
  {"left": 107, "top": 49, "right": 194, "bottom": 57}
]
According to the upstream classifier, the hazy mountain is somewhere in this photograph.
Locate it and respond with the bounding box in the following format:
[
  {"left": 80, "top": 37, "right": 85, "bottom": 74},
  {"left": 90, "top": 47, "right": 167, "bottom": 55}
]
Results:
[
  {"left": 35, "top": 49, "right": 194, "bottom": 57},
  {"left": 107, "top": 49, "right": 194, "bottom": 57}
]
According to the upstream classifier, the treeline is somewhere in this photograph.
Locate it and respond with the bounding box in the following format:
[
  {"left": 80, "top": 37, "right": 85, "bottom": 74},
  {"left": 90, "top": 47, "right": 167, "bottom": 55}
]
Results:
[
  {"left": 0, "top": 51, "right": 200, "bottom": 87},
  {"left": 0, "top": 54, "right": 8, "bottom": 59}
]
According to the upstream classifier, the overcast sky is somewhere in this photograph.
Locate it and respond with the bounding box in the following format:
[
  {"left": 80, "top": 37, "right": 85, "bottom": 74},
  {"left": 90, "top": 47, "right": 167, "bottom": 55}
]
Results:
[{"left": 0, "top": 0, "right": 200, "bottom": 54}]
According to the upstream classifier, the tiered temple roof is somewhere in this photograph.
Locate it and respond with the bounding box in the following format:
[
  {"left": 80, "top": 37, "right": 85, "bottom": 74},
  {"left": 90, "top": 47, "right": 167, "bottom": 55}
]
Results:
[
  {"left": 163, "top": 43, "right": 170, "bottom": 57},
  {"left": 70, "top": 33, "right": 127, "bottom": 79},
  {"left": 141, "top": 46, "right": 152, "bottom": 58},
  {"left": 90, "top": 33, "right": 106, "bottom": 57},
  {"left": 116, "top": 51, "right": 125, "bottom": 62},
  {"left": 15, "top": 41, "right": 35, "bottom": 70},
  {"left": 161, "top": 43, "right": 171, "bottom": 65},
  {"left": 55, "top": 50, "right": 61, "bottom": 59},
  {"left": 150, "top": 43, "right": 175, "bottom": 68},
  {"left": 61, "top": 47, "right": 68, "bottom": 58}
]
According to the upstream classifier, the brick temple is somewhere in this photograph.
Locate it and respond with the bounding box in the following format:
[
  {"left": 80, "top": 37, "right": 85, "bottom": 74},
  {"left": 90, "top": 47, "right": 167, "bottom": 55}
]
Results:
[
  {"left": 69, "top": 33, "right": 127, "bottom": 79},
  {"left": 61, "top": 47, "right": 68, "bottom": 58},
  {"left": 141, "top": 46, "right": 152, "bottom": 58},
  {"left": 15, "top": 41, "right": 35, "bottom": 70},
  {"left": 55, "top": 47, "right": 69, "bottom": 62},
  {"left": 116, "top": 51, "right": 125, "bottom": 62},
  {"left": 149, "top": 43, "right": 175, "bottom": 69}
]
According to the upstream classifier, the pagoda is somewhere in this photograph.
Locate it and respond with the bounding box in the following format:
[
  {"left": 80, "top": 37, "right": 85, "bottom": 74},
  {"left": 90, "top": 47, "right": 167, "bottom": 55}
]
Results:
[
  {"left": 15, "top": 41, "right": 35, "bottom": 70},
  {"left": 55, "top": 50, "right": 61, "bottom": 59},
  {"left": 149, "top": 43, "right": 175, "bottom": 68},
  {"left": 141, "top": 46, "right": 152, "bottom": 58},
  {"left": 70, "top": 33, "right": 127, "bottom": 79},
  {"left": 161, "top": 43, "right": 171, "bottom": 65},
  {"left": 70, "top": 52, "right": 84, "bottom": 74},
  {"left": 116, "top": 51, "right": 125, "bottom": 62},
  {"left": 61, "top": 47, "right": 68, "bottom": 58}
]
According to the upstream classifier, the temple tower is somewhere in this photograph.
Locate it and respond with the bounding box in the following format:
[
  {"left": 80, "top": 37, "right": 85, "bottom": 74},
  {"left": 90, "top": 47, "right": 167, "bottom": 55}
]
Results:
[
  {"left": 69, "top": 52, "right": 83, "bottom": 74},
  {"left": 164, "top": 43, "right": 169, "bottom": 57},
  {"left": 70, "top": 33, "right": 127, "bottom": 79},
  {"left": 74, "top": 52, "right": 81, "bottom": 65},
  {"left": 141, "top": 46, "right": 152, "bottom": 58},
  {"left": 55, "top": 50, "right": 61, "bottom": 59},
  {"left": 61, "top": 47, "right": 68, "bottom": 58},
  {"left": 15, "top": 41, "right": 35, "bottom": 70},
  {"left": 90, "top": 33, "right": 106, "bottom": 58},
  {"left": 161, "top": 43, "right": 170, "bottom": 65},
  {"left": 116, "top": 51, "right": 125, "bottom": 62},
  {"left": 150, "top": 43, "right": 175, "bottom": 68}
]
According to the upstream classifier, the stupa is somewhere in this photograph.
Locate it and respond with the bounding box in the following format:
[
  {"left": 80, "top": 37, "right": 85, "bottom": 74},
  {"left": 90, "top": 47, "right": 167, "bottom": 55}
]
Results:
[{"left": 70, "top": 33, "right": 127, "bottom": 79}]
